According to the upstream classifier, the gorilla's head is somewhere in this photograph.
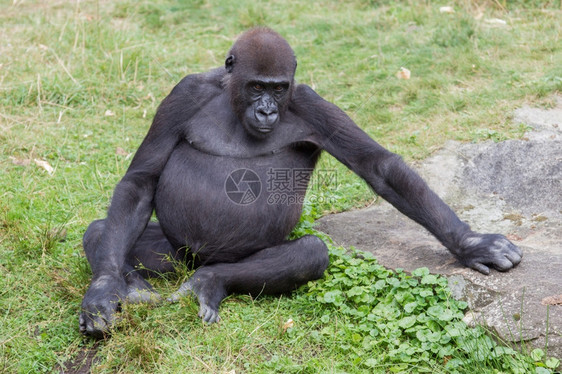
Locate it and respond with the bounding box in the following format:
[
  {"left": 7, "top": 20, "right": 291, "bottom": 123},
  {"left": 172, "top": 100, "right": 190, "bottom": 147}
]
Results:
[{"left": 224, "top": 27, "right": 297, "bottom": 138}]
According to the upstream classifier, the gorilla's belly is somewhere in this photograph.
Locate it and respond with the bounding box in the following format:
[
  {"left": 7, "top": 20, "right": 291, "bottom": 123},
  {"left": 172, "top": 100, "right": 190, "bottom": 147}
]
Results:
[{"left": 154, "top": 142, "right": 313, "bottom": 263}]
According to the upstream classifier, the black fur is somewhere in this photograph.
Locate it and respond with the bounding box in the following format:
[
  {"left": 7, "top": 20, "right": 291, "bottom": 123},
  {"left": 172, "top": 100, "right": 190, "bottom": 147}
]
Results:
[{"left": 80, "top": 27, "right": 522, "bottom": 337}]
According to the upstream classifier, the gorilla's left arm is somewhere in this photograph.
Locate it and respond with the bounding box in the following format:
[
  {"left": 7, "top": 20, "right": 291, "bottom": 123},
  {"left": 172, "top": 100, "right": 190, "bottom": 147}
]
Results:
[{"left": 293, "top": 84, "right": 521, "bottom": 274}]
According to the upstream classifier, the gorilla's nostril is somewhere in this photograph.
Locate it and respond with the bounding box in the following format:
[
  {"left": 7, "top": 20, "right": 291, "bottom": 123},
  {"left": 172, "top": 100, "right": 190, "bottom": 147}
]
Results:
[{"left": 258, "top": 107, "right": 277, "bottom": 116}]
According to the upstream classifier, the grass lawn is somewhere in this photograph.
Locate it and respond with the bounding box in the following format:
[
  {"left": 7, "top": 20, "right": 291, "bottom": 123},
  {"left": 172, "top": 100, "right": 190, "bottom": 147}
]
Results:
[{"left": 1, "top": 0, "right": 561, "bottom": 372}]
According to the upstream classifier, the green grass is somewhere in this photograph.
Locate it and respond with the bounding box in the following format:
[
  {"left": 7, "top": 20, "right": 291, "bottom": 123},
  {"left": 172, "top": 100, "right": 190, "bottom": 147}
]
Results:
[{"left": 1, "top": 0, "right": 561, "bottom": 372}]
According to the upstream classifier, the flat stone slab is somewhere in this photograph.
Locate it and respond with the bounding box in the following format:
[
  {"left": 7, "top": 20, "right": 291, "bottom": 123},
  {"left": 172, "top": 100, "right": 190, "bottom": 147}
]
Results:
[{"left": 316, "top": 98, "right": 562, "bottom": 360}]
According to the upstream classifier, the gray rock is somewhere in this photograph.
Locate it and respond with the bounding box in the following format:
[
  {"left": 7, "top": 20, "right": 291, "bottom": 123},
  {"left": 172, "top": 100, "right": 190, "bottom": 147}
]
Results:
[{"left": 316, "top": 97, "right": 562, "bottom": 361}]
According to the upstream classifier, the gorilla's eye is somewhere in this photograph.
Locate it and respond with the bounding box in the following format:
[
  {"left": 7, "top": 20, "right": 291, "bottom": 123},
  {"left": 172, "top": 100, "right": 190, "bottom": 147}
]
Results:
[
  {"left": 253, "top": 84, "right": 264, "bottom": 91},
  {"left": 274, "top": 85, "right": 284, "bottom": 92}
]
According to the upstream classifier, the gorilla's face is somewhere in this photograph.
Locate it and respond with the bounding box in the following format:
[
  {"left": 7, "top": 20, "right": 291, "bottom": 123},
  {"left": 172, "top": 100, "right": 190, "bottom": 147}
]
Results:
[
  {"left": 241, "top": 78, "right": 290, "bottom": 137},
  {"left": 224, "top": 28, "right": 297, "bottom": 139}
]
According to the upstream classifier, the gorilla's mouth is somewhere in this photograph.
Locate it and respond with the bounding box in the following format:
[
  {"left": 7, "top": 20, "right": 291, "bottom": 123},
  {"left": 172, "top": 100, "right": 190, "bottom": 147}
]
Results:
[{"left": 256, "top": 127, "right": 273, "bottom": 134}]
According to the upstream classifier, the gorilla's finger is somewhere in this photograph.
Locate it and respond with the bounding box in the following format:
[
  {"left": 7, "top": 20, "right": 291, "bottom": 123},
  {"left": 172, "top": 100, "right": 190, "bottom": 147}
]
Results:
[{"left": 471, "top": 262, "right": 490, "bottom": 275}]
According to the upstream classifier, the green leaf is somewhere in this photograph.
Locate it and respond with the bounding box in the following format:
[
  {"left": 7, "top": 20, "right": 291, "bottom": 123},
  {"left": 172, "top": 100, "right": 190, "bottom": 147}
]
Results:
[
  {"left": 494, "top": 345, "right": 516, "bottom": 356},
  {"left": 372, "top": 303, "right": 400, "bottom": 320},
  {"left": 347, "top": 286, "right": 365, "bottom": 297},
  {"left": 427, "top": 305, "right": 444, "bottom": 318},
  {"left": 364, "top": 358, "right": 378, "bottom": 368},
  {"left": 398, "top": 315, "right": 417, "bottom": 329},
  {"left": 416, "top": 329, "right": 429, "bottom": 342},
  {"left": 412, "top": 267, "right": 430, "bottom": 277},
  {"left": 394, "top": 291, "right": 414, "bottom": 304},
  {"left": 421, "top": 274, "right": 438, "bottom": 285},
  {"left": 546, "top": 357, "right": 560, "bottom": 369},
  {"left": 427, "top": 331, "right": 442, "bottom": 343},
  {"left": 374, "top": 279, "right": 386, "bottom": 290},
  {"left": 457, "top": 300, "right": 468, "bottom": 310},
  {"left": 445, "top": 322, "right": 466, "bottom": 337},
  {"left": 535, "top": 368, "right": 551, "bottom": 374},
  {"left": 322, "top": 290, "right": 344, "bottom": 306},
  {"left": 404, "top": 302, "right": 418, "bottom": 314},
  {"left": 386, "top": 277, "right": 400, "bottom": 287},
  {"left": 438, "top": 308, "right": 454, "bottom": 321},
  {"left": 531, "top": 348, "right": 545, "bottom": 361}
]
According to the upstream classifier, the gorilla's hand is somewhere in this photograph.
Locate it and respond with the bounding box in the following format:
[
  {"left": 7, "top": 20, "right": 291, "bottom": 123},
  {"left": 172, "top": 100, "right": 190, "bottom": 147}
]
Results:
[
  {"left": 454, "top": 233, "right": 522, "bottom": 275},
  {"left": 79, "top": 274, "right": 127, "bottom": 338}
]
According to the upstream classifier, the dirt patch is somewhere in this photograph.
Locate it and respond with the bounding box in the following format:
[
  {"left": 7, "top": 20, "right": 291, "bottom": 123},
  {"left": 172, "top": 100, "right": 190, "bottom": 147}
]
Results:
[{"left": 56, "top": 344, "right": 99, "bottom": 374}]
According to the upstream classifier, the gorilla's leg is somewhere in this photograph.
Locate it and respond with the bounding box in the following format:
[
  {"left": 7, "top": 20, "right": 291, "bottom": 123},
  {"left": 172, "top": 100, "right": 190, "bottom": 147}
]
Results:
[
  {"left": 80, "top": 219, "right": 184, "bottom": 336},
  {"left": 169, "top": 235, "right": 329, "bottom": 323}
]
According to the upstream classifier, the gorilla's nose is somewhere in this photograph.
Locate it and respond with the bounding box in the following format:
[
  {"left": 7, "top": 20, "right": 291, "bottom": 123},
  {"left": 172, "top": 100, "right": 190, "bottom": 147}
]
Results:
[
  {"left": 257, "top": 105, "right": 278, "bottom": 117},
  {"left": 256, "top": 106, "right": 279, "bottom": 126}
]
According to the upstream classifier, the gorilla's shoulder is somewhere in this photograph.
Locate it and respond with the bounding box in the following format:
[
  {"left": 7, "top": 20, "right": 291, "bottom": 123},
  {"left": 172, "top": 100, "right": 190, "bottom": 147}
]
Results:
[
  {"left": 171, "top": 68, "right": 225, "bottom": 96},
  {"left": 292, "top": 83, "right": 324, "bottom": 103}
]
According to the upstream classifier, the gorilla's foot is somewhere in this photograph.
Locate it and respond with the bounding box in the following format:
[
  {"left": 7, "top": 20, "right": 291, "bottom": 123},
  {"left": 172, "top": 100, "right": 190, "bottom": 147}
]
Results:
[
  {"left": 124, "top": 270, "right": 162, "bottom": 303},
  {"left": 126, "top": 287, "right": 162, "bottom": 303},
  {"left": 168, "top": 270, "right": 227, "bottom": 324}
]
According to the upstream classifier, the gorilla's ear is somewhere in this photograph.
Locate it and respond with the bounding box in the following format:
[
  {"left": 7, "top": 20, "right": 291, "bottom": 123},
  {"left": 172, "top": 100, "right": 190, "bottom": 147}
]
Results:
[{"left": 225, "top": 55, "right": 235, "bottom": 73}]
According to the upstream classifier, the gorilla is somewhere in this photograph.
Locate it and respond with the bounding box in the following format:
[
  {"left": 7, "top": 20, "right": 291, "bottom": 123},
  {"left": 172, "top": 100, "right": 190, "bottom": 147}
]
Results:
[{"left": 79, "top": 27, "right": 522, "bottom": 337}]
